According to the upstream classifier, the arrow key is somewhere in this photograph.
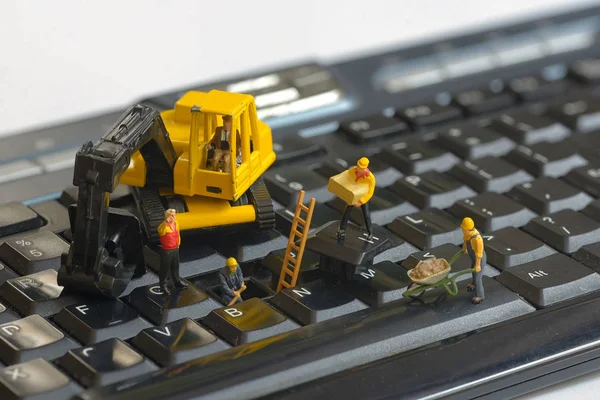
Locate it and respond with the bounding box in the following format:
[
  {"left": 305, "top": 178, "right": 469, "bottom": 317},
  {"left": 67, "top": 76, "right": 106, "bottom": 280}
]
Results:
[
  {"left": 57, "top": 338, "right": 157, "bottom": 388},
  {"left": 496, "top": 253, "right": 600, "bottom": 308},
  {"left": 523, "top": 209, "right": 600, "bottom": 254},
  {"left": 483, "top": 227, "right": 555, "bottom": 270},
  {"left": 387, "top": 208, "right": 462, "bottom": 249}
]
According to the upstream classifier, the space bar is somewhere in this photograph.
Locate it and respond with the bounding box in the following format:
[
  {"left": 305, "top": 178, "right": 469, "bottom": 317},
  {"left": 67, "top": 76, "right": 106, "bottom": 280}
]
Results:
[{"left": 77, "top": 278, "right": 534, "bottom": 400}]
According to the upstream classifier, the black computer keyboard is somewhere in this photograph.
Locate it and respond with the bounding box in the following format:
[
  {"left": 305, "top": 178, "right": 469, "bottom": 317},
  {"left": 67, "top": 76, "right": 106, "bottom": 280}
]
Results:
[{"left": 4, "top": 6, "right": 600, "bottom": 400}]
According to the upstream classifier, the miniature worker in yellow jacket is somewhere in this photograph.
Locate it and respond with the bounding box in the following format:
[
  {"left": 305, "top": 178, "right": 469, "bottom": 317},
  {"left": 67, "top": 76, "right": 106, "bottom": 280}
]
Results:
[
  {"left": 461, "top": 217, "right": 486, "bottom": 304},
  {"left": 337, "top": 157, "right": 376, "bottom": 240}
]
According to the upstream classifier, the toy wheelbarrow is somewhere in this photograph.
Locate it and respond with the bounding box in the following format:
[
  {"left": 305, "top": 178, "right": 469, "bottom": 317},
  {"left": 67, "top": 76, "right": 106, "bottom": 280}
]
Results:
[{"left": 402, "top": 250, "right": 474, "bottom": 302}]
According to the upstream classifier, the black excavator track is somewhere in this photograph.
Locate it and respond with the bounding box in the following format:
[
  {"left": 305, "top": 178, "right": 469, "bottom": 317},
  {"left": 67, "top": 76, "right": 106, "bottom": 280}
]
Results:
[
  {"left": 247, "top": 178, "right": 276, "bottom": 230},
  {"left": 131, "top": 186, "right": 165, "bottom": 245}
]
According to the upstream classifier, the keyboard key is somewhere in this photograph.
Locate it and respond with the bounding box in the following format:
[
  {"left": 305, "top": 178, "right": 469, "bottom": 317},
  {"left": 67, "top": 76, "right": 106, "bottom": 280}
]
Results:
[
  {"left": 396, "top": 101, "right": 462, "bottom": 128},
  {"left": 0, "top": 160, "right": 42, "bottom": 185},
  {"left": 127, "top": 281, "right": 221, "bottom": 325},
  {"left": 270, "top": 279, "right": 367, "bottom": 325},
  {"left": 490, "top": 110, "right": 571, "bottom": 145},
  {"left": 483, "top": 227, "right": 555, "bottom": 270},
  {"left": 262, "top": 249, "right": 322, "bottom": 288},
  {"left": 57, "top": 339, "right": 157, "bottom": 388},
  {"left": 340, "top": 115, "right": 408, "bottom": 143},
  {"left": 0, "top": 302, "right": 18, "bottom": 325},
  {"left": 275, "top": 202, "right": 341, "bottom": 236},
  {"left": 569, "top": 59, "right": 600, "bottom": 85},
  {"left": 0, "top": 270, "right": 83, "bottom": 317},
  {"left": 381, "top": 139, "right": 459, "bottom": 175},
  {"left": 573, "top": 242, "right": 600, "bottom": 273},
  {"left": 0, "top": 203, "right": 42, "bottom": 239},
  {"left": 0, "top": 315, "right": 77, "bottom": 364},
  {"left": 401, "top": 243, "right": 498, "bottom": 278},
  {"left": 131, "top": 318, "right": 229, "bottom": 367},
  {"left": 345, "top": 261, "right": 412, "bottom": 307},
  {"left": 327, "top": 187, "right": 417, "bottom": 226},
  {"left": 0, "top": 168, "right": 74, "bottom": 204},
  {"left": 54, "top": 299, "right": 152, "bottom": 345},
  {"left": 143, "top": 244, "right": 225, "bottom": 279},
  {"left": 506, "top": 177, "right": 591, "bottom": 215},
  {"left": 447, "top": 192, "right": 536, "bottom": 232},
  {"left": 202, "top": 297, "right": 299, "bottom": 346},
  {"left": 452, "top": 83, "right": 515, "bottom": 115},
  {"left": 0, "top": 263, "right": 17, "bottom": 288},
  {"left": 210, "top": 229, "right": 287, "bottom": 263},
  {"left": 564, "top": 163, "right": 600, "bottom": 197},
  {"left": 449, "top": 157, "right": 533, "bottom": 193},
  {"left": 0, "top": 231, "right": 69, "bottom": 275},
  {"left": 496, "top": 253, "right": 600, "bottom": 308},
  {"left": 507, "top": 74, "right": 569, "bottom": 101},
  {"left": 504, "top": 141, "right": 587, "bottom": 177},
  {"left": 272, "top": 134, "right": 325, "bottom": 166},
  {"left": 435, "top": 125, "right": 515, "bottom": 159},
  {"left": 389, "top": 171, "right": 476, "bottom": 209},
  {"left": 523, "top": 210, "right": 600, "bottom": 254},
  {"left": 314, "top": 156, "right": 401, "bottom": 187},
  {"left": 386, "top": 208, "right": 462, "bottom": 249},
  {"left": 29, "top": 200, "right": 70, "bottom": 234},
  {"left": 264, "top": 167, "right": 334, "bottom": 207},
  {"left": 0, "top": 359, "right": 80, "bottom": 399},
  {"left": 371, "top": 227, "right": 419, "bottom": 265},
  {"left": 547, "top": 94, "right": 600, "bottom": 133}
]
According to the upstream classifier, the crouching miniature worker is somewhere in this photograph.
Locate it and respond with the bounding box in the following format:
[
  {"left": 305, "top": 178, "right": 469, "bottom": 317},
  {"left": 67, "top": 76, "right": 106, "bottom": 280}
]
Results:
[
  {"left": 157, "top": 209, "right": 188, "bottom": 294},
  {"left": 461, "top": 217, "right": 486, "bottom": 304},
  {"left": 219, "top": 257, "right": 247, "bottom": 306},
  {"left": 335, "top": 157, "right": 376, "bottom": 241}
]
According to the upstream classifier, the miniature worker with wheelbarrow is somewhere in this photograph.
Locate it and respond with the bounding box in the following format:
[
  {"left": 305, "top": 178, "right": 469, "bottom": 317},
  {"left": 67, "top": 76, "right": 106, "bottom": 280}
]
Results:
[{"left": 461, "top": 217, "right": 486, "bottom": 304}]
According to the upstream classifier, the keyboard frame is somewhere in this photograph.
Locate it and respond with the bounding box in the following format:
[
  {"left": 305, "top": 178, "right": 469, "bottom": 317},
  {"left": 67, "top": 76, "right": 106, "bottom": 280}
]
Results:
[{"left": 4, "top": 4, "right": 600, "bottom": 400}]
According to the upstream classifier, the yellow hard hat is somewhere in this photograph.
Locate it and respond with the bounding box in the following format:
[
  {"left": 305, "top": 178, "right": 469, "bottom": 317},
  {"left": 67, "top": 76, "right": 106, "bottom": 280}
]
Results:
[
  {"left": 461, "top": 217, "right": 475, "bottom": 230},
  {"left": 357, "top": 157, "right": 369, "bottom": 169},
  {"left": 226, "top": 257, "right": 238, "bottom": 267}
]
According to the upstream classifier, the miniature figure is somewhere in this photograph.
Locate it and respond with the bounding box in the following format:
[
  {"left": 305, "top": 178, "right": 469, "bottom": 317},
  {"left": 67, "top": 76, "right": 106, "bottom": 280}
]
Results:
[
  {"left": 208, "top": 114, "right": 242, "bottom": 173},
  {"left": 157, "top": 209, "right": 188, "bottom": 294},
  {"left": 219, "top": 257, "right": 247, "bottom": 306},
  {"left": 461, "top": 217, "right": 486, "bottom": 304},
  {"left": 328, "top": 157, "right": 376, "bottom": 241}
]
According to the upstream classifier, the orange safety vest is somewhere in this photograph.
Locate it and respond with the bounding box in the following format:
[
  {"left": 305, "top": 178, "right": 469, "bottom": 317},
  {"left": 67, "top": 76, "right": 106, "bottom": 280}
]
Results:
[{"left": 158, "top": 221, "right": 180, "bottom": 250}]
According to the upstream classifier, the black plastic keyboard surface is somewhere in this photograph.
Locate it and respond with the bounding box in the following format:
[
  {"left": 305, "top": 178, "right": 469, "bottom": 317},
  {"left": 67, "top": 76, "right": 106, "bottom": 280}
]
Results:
[{"left": 4, "top": 6, "right": 600, "bottom": 400}]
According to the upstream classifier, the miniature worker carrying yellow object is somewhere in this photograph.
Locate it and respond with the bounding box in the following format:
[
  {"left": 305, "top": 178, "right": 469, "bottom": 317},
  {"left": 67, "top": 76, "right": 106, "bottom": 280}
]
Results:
[{"left": 328, "top": 157, "right": 376, "bottom": 240}]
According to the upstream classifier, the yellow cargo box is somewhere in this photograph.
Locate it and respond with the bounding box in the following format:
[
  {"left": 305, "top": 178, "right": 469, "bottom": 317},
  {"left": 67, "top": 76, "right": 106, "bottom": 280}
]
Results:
[{"left": 328, "top": 171, "right": 369, "bottom": 205}]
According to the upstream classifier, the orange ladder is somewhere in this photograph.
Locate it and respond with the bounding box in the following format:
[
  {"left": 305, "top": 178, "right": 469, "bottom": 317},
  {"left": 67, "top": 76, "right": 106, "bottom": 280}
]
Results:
[{"left": 276, "top": 190, "right": 316, "bottom": 293}]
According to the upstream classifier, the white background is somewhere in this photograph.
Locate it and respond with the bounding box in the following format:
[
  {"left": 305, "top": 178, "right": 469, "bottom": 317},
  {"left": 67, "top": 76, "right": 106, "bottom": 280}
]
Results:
[{"left": 2, "top": 0, "right": 600, "bottom": 398}]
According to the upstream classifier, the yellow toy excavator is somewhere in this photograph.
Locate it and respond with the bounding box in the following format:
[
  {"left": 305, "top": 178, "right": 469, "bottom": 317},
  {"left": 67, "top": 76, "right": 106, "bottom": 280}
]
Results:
[{"left": 58, "top": 90, "right": 276, "bottom": 297}]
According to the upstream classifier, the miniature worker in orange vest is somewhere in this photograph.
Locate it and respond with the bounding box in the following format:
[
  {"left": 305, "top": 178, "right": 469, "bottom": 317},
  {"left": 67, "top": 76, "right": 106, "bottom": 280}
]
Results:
[
  {"left": 337, "top": 157, "right": 376, "bottom": 240},
  {"left": 157, "top": 209, "right": 188, "bottom": 294},
  {"left": 461, "top": 217, "right": 486, "bottom": 304}
]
